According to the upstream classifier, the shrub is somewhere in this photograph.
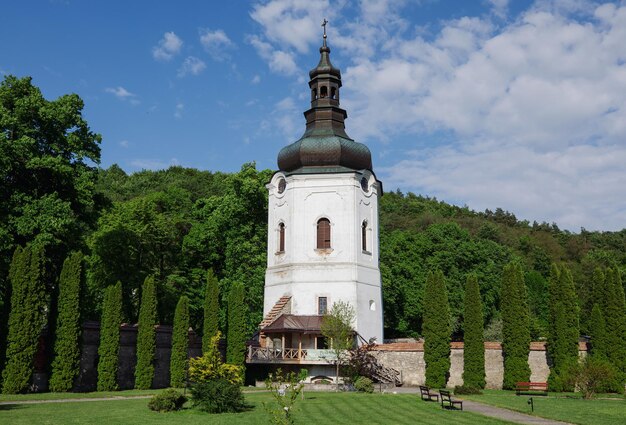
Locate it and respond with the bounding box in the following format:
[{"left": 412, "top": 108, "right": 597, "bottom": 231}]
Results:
[
  {"left": 190, "top": 378, "right": 245, "bottom": 413},
  {"left": 202, "top": 269, "right": 219, "bottom": 353},
  {"left": 423, "top": 270, "right": 451, "bottom": 388},
  {"left": 148, "top": 389, "right": 187, "bottom": 412},
  {"left": 454, "top": 385, "right": 482, "bottom": 395},
  {"left": 188, "top": 332, "right": 243, "bottom": 385},
  {"left": 264, "top": 368, "right": 308, "bottom": 425},
  {"left": 353, "top": 376, "right": 374, "bottom": 393},
  {"left": 565, "top": 356, "right": 618, "bottom": 399},
  {"left": 226, "top": 282, "right": 247, "bottom": 365},
  {"left": 170, "top": 296, "right": 189, "bottom": 388},
  {"left": 463, "top": 274, "right": 485, "bottom": 389}
]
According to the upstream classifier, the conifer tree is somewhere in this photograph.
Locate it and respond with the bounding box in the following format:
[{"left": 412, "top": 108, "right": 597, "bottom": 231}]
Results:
[
  {"left": 226, "top": 282, "right": 247, "bottom": 366},
  {"left": 501, "top": 262, "right": 531, "bottom": 390},
  {"left": 97, "top": 282, "right": 122, "bottom": 391},
  {"left": 170, "top": 295, "right": 189, "bottom": 388},
  {"left": 462, "top": 274, "right": 485, "bottom": 388},
  {"left": 135, "top": 275, "right": 158, "bottom": 389},
  {"left": 423, "top": 270, "right": 451, "bottom": 388},
  {"left": 2, "top": 244, "right": 47, "bottom": 394},
  {"left": 49, "top": 252, "right": 83, "bottom": 392},
  {"left": 604, "top": 268, "right": 626, "bottom": 381},
  {"left": 547, "top": 264, "right": 579, "bottom": 391},
  {"left": 203, "top": 269, "right": 219, "bottom": 353},
  {"left": 589, "top": 303, "right": 608, "bottom": 360}
]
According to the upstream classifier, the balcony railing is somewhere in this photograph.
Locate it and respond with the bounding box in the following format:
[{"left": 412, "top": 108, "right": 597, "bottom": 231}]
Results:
[{"left": 247, "top": 347, "right": 337, "bottom": 362}]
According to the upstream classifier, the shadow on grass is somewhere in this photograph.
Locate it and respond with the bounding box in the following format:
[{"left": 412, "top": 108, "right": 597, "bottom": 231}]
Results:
[{"left": 0, "top": 403, "right": 24, "bottom": 411}]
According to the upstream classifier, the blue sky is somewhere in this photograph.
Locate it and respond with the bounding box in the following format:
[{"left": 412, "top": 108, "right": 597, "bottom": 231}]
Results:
[{"left": 2, "top": 0, "right": 626, "bottom": 231}]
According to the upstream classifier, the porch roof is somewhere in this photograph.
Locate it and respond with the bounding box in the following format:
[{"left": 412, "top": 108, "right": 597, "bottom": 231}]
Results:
[{"left": 262, "top": 314, "right": 323, "bottom": 334}]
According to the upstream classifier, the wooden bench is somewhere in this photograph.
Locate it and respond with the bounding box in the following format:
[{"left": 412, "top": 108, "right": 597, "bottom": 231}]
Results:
[
  {"left": 515, "top": 382, "right": 548, "bottom": 396},
  {"left": 419, "top": 385, "right": 439, "bottom": 402},
  {"left": 439, "top": 389, "right": 463, "bottom": 410}
]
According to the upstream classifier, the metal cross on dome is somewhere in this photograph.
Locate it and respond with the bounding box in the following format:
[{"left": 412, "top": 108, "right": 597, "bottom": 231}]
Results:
[{"left": 322, "top": 18, "right": 328, "bottom": 38}]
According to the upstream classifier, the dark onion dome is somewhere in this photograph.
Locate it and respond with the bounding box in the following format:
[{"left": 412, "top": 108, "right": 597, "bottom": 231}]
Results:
[{"left": 277, "top": 32, "right": 372, "bottom": 174}]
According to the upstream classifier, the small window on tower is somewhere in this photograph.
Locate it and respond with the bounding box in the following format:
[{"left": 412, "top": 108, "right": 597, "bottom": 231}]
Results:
[
  {"left": 311, "top": 88, "right": 317, "bottom": 101},
  {"left": 278, "top": 178, "right": 286, "bottom": 194},
  {"left": 317, "top": 218, "right": 331, "bottom": 249},
  {"left": 331, "top": 87, "right": 336, "bottom": 99},
  {"left": 320, "top": 86, "right": 328, "bottom": 98},
  {"left": 278, "top": 223, "right": 285, "bottom": 253},
  {"left": 318, "top": 297, "right": 328, "bottom": 315},
  {"left": 362, "top": 220, "right": 368, "bottom": 252}
]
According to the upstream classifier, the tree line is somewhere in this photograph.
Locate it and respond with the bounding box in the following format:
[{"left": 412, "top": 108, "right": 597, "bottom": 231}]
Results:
[{"left": 1, "top": 75, "right": 625, "bottom": 391}]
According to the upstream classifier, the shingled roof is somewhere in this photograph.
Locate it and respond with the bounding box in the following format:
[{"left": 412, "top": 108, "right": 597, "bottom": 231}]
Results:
[{"left": 262, "top": 314, "right": 323, "bottom": 334}]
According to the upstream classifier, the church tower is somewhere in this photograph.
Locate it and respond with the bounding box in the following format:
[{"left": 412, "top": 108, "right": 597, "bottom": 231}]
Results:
[{"left": 261, "top": 26, "right": 384, "bottom": 348}]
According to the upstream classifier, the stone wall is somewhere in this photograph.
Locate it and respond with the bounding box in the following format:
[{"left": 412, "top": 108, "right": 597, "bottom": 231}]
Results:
[
  {"left": 375, "top": 341, "right": 588, "bottom": 389},
  {"left": 72, "top": 321, "right": 202, "bottom": 392}
]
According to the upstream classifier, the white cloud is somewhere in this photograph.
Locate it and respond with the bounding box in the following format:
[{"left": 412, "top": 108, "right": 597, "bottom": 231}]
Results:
[
  {"left": 130, "top": 158, "right": 180, "bottom": 170},
  {"left": 177, "top": 56, "right": 206, "bottom": 77},
  {"left": 152, "top": 32, "right": 183, "bottom": 61},
  {"left": 105, "top": 86, "right": 140, "bottom": 105},
  {"left": 174, "top": 102, "right": 184, "bottom": 119},
  {"left": 200, "top": 29, "right": 234, "bottom": 60},
  {"left": 248, "top": 35, "right": 299, "bottom": 75},
  {"left": 119, "top": 140, "right": 129, "bottom": 148},
  {"left": 251, "top": 74, "right": 261, "bottom": 84}
]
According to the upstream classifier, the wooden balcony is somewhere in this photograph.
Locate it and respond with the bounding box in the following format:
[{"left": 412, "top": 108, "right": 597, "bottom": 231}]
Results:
[{"left": 247, "top": 346, "right": 337, "bottom": 365}]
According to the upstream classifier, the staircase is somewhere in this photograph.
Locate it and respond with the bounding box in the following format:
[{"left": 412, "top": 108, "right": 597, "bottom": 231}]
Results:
[{"left": 259, "top": 295, "right": 292, "bottom": 328}]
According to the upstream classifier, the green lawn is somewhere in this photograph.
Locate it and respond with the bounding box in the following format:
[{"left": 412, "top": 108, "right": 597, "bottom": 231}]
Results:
[
  {"left": 463, "top": 390, "right": 626, "bottom": 425},
  {"left": 0, "top": 388, "right": 165, "bottom": 402},
  {"left": 0, "top": 391, "right": 514, "bottom": 425}
]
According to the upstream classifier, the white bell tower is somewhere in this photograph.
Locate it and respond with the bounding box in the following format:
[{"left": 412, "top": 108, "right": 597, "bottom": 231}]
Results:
[{"left": 262, "top": 29, "right": 384, "bottom": 344}]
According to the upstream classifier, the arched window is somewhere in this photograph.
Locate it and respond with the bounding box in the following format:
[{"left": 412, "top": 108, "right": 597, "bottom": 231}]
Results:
[
  {"left": 317, "top": 218, "right": 331, "bottom": 249},
  {"left": 278, "top": 223, "right": 285, "bottom": 253},
  {"left": 311, "top": 88, "right": 317, "bottom": 101},
  {"left": 320, "top": 86, "right": 328, "bottom": 98},
  {"left": 361, "top": 220, "right": 368, "bottom": 252},
  {"left": 331, "top": 87, "right": 337, "bottom": 99}
]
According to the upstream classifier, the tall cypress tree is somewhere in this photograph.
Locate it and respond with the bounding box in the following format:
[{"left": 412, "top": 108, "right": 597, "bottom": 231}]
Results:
[
  {"left": 49, "top": 252, "right": 83, "bottom": 392},
  {"left": 604, "top": 268, "right": 626, "bottom": 382},
  {"left": 203, "top": 269, "right": 219, "bottom": 354},
  {"left": 2, "top": 244, "right": 47, "bottom": 394},
  {"left": 135, "top": 275, "right": 157, "bottom": 389},
  {"left": 226, "top": 282, "right": 247, "bottom": 366},
  {"left": 423, "top": 270, "right": 451, "bottom": 388},
  {"left": 501, "top": 262, "right": 531, "bottom": 390},
  {"left": 463, "top": 274, "right": 485, "bottom": 389},
  {"left": 170, "top": 295, "right": 189, "bottom": 388},
  {"left": 547, "top": 264, "right": 579, "bottom": 391},
  {"left": 97, "top": 282, "right": 122, "bottom": 391},
  {"left": 589, "top": 303, "right": 608, "bottom": 360}
]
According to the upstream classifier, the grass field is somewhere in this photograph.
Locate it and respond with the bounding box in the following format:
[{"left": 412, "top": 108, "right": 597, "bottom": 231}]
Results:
[
  {"left": 463, "top": 390, "right": 626, "bottom": 425},
  {"left": 0, "top": 391, "right": 514, "bottom": 425},
  {"left": 0, "top": 388, "right": 165, "bottom": 402}
]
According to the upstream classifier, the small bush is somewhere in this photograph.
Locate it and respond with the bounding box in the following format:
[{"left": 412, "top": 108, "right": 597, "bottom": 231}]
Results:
[
  {"left": 565, "top": 356, "right": 618, "bottom": 399},
  {"left": 454, "top": 385, "right": 482, "bottom": 395},
  {"left": 353, "top": 376, "right": 374, "bottom": 393},
  {"left": 148, "top": 389, "right": 187, "bottom": 413},
  {"left": 191, "top": 378, "right": 245, "bottom": 413}
]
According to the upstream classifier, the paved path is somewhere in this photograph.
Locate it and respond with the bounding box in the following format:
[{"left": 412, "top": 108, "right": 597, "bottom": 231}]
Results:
[{"left": 385, "top": 387, "right": 572, "bottom": 425}]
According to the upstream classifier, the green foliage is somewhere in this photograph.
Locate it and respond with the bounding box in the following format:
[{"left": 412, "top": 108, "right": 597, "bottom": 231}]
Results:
[
  {"left": 264, "top": 368, "right": 308, "bottom": 425},
  {"left": 423, "top": 270, "right": 451, "bottom": 388},
  {"left": 603, "top": 268, "right": 626, "bottom": 385},
  {"left": 97, "top": 282, "right": 122, "bottom": 391},
  {"left": 170, "top": 296, "right": 189, "bottom": 388},
  {"left": 547, "top": 264, "right": 580, "bottom": 392},
  {"left": 501, "top": 262, "right": 531, "bottom": 390},
  {"left": 463, "top": 274, "right": 485, "bottom": 389},
  {"left": 190, "top": 378, "right": 246, "bottom": 413},
  {"left": 188, "top": 332, "right": 243, "bottom": 385},
  {"left": 321, "top": 301, "right": 356, "bottom": 385},
  {"left": 226, "top": 282, "right": 247, "bottom": 366},
  {"left": 589, "top": 303, "right": 608, "bottom": 360},
  {"left": 135, "top": 276, "right": 158, "bottom": 390},
  {"left": 565, "top": 356, "right": 618, "bottom": 399},
  {"left": 353, "top": 376, "right": 374, "bottom": 393},
  {"left": 202, "top": 269, "right": 219, "bottom": 353},
  {"left": 453, "top": 385, "right": 482, "bottom": 395},
  {"left": 0, "top": 75, "right": 102, "bottom": 358},
  {"left": 49, "top": 252, "right": 83, "bottom": 392},
  {"left": 525, "top": 271, "right": 548, "bottom": 338},
  {"left": 147, "top": 389, "right": 187, "bottom": 412},
  {"left": 2, "top": 244, "right": 47, "bottom": 394}
]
